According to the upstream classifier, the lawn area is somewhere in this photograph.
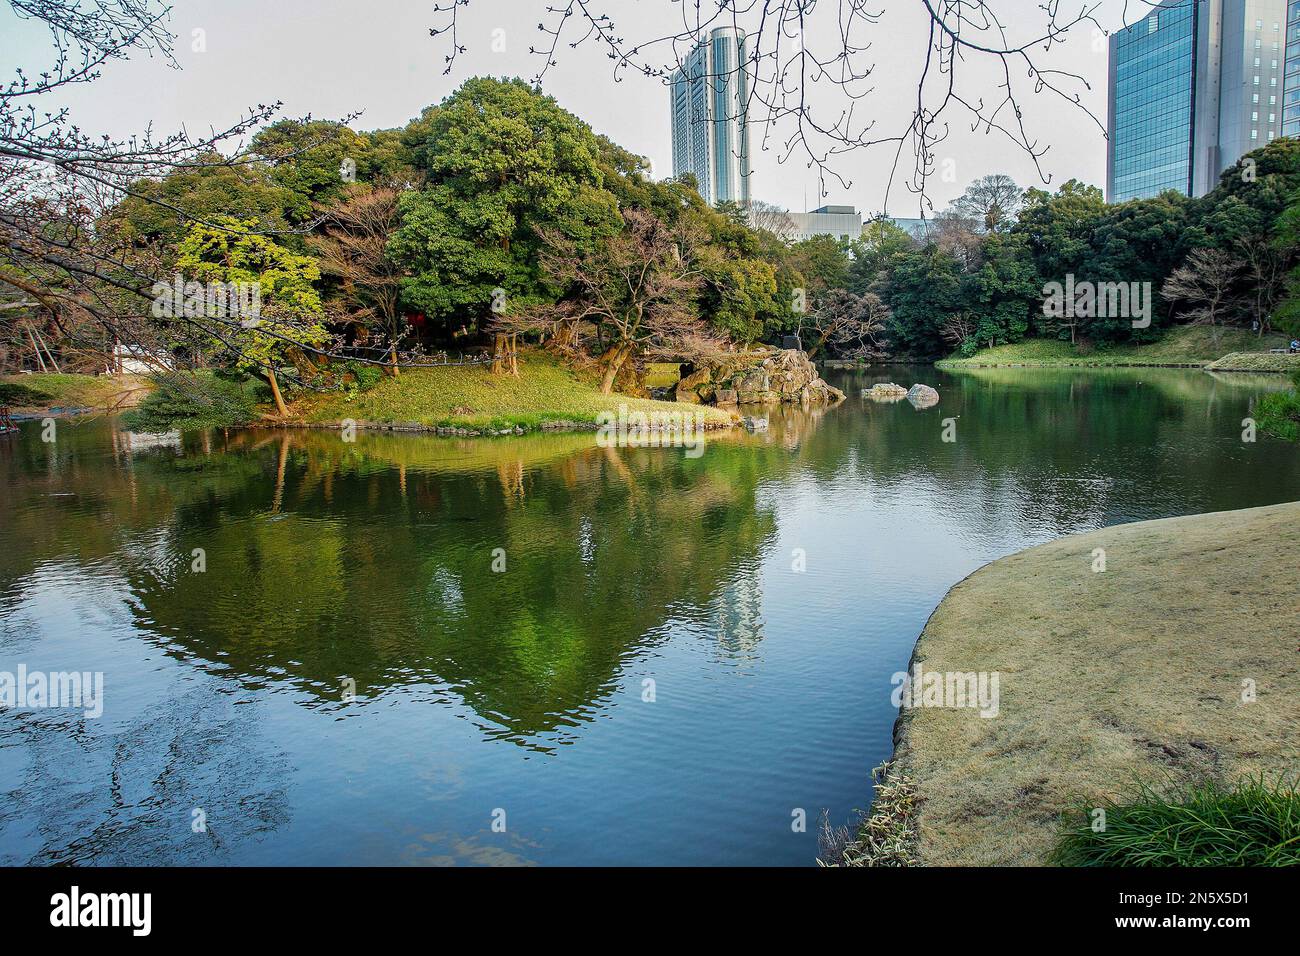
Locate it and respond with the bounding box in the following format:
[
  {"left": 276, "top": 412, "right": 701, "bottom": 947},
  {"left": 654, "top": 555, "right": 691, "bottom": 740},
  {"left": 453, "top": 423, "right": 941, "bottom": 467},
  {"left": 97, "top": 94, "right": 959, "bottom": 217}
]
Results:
[
  {"left": 937, "top": 326, "right": 1291, "bottom": 369},
  {"left": 1205, "top": 350, "right": 1300, "bottom": 372},
  {"left": 294, "top": 352, "right": 737, "bottom": 431},
  {"left": 0, "top": 372, "right": 150, "bottom": 412},
  {"left": 845, "top": 501, "right": 1300, "bottom": 866}
]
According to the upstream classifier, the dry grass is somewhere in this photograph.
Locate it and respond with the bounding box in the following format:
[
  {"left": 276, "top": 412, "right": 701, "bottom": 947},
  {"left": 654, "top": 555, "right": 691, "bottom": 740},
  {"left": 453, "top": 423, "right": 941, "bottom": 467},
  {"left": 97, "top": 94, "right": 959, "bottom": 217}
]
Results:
[
  {"left": 890, "top": 501, "right": 1300, "bottom": 865},
  {"left": 0, "top": 373, "right": 150, "bottom": 413}
]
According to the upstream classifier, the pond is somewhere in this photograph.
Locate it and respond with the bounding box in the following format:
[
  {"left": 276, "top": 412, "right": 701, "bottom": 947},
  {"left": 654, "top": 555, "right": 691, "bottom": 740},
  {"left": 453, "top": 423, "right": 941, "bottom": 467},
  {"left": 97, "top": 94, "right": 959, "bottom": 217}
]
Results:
[{"left": 1, "top": 365, "right": 1298, "bottom": 865}]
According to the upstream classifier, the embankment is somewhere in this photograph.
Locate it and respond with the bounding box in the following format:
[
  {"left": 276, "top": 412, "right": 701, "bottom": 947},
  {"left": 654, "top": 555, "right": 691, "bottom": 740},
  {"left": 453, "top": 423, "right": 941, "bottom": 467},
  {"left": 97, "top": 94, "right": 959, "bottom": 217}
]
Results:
[{"left": 863, "top": 502, "right": 1300, "bottom": 866}]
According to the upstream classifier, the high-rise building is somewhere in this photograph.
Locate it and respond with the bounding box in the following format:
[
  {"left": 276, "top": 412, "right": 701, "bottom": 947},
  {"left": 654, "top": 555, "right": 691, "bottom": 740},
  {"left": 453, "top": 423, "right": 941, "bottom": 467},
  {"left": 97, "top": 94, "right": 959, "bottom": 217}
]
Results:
[
  {"left": 1106, "top": 0, "right": 1287, "bottom": 203},
  {"left": 1284, "top": 1, "right": 1300, "bottom": 135},
  {"left": 669, "top": 27, "right": 751, "bottom": 205},
  {"left": 785, "top": 205, "right": 862, "bottom": 241}
]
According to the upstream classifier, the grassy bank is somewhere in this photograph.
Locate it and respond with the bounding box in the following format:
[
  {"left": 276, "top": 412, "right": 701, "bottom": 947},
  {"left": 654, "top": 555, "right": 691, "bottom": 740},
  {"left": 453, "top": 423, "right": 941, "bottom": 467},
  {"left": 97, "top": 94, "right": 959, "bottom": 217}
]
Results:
[
  {"left": 293, "top": 353, "right": 737, "bottom": 432},
  {"left": 0, "top": 372, "right": 150, "bottom": 413},
  {"left": 937, "top": 327, "right": 1291, "bottom": 370},
  {"left": 844, "top": 501, "right": 1300, "bottom": 866},
  {"left": 1206, "top": 351, "right": 1300, "bottom": 372}
]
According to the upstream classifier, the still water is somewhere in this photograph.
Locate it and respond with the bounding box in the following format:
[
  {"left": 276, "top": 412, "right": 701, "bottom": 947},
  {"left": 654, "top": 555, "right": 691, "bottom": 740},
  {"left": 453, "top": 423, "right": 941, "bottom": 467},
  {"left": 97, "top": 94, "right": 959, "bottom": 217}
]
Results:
[{"left": 2, "top": 366, "right": 1298, "bottom": 865}]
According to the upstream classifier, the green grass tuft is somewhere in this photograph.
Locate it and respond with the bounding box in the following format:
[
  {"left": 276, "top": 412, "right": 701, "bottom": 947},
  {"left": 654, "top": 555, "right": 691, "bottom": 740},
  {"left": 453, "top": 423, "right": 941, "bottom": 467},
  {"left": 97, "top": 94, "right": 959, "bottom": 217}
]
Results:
[
  {"left": 1256, "top": 372, "right": 1300, "bottom": 441},
  {"left": 298, "top": 352, "right": 734, "bottom": 431},
  {"left": 1052, "top": 776, "right": 1300, "bottom": 867}
]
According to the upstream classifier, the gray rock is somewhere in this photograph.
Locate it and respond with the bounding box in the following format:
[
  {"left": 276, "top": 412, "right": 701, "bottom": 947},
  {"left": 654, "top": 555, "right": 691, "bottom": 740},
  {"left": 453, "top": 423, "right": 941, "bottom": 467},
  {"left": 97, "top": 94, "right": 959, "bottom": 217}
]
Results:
[
  {"left": 866, "top": 382, "right": 908, "bottom": 401},
  {"left": 906, "top": 383, "right": 940, "bottom": 408}
]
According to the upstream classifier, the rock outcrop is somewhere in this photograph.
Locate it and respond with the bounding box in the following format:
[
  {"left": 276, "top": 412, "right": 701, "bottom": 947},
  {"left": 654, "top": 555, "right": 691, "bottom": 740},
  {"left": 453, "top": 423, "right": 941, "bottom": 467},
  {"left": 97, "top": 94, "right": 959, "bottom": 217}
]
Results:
[
  {"left": 674, "top": 366, "right": 715, "bottom": 404},
  {"left": 865, "top": 382, "right": 908, "bottom": 401},
  {"left": 906, "top": 384, "right": 940, "bottom": 408},
  {"left": 713, "top": 349, "right": 845, "bottom": 406}
]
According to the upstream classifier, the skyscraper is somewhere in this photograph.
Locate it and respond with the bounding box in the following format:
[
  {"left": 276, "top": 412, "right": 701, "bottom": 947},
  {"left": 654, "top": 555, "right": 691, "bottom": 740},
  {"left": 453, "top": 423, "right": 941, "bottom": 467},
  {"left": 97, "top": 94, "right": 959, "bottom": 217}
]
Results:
[
  {"left": 669, "top": 27, "right": 752, "bottom": 205},
  {"left": 1106, "top": 0, "right": 1287, "bottom": 203},
  {"left": 1283, "top": 1, "right": 1300, "bottom": 135}
]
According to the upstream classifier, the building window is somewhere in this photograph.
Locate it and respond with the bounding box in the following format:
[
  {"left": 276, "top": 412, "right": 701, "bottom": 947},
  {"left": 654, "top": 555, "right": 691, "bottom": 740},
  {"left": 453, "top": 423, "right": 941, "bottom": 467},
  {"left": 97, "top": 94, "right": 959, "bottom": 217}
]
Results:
[
  {"left": 1272, "top": 77, "right": 1278, "bottom": 86},
  {"left": 1252, "top": 129, "right": 1259, "bottom": 140},
  {"left": 1148, "top": 13, "right": 1158, "bottom": 34},
  {"left": 1253, "top": 111, "right": 1259, "bottom": 122},
  {"left": 1254, "top": 93, "right": 1261, "bottom": 103},
  {"left": 1270, "top": 95, "right": 1277, "bottom": 105},
  {"left": 1270, "top": 113, "right": 1276, "bottom": 123},
  {"left": 1255, "top": 75, "right": 1261, "bottom": 85},
  {"left": 1272, "top": 60, "right": 1279, "bottom": 69}
]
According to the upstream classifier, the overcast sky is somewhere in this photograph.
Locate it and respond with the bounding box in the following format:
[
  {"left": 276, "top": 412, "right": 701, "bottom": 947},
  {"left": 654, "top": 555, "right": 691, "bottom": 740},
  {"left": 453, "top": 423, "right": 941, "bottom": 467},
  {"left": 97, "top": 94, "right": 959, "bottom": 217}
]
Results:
[{"left": 2, "top": 1, "right": 1142, "bottom": 215}]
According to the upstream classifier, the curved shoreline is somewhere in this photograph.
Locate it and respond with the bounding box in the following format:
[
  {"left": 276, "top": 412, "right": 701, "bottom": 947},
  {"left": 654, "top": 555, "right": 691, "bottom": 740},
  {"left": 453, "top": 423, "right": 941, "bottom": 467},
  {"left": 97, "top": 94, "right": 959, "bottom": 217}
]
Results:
[{"left": 862, "top": 502, "right": 1300, "bottom": 866}]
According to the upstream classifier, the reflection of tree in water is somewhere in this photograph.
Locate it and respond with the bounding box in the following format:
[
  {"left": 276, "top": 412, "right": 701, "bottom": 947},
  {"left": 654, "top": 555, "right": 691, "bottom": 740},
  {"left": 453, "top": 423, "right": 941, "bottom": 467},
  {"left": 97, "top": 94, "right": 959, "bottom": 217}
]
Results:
[
  {"left": 7, "top": 373, "right": 1294, "bottom": 756},
  {"left": 0, "top": 684, "right": 290, "bottom": 865},
  {"left": 113, "top": 430, "right": 780, "bottom": 748}
]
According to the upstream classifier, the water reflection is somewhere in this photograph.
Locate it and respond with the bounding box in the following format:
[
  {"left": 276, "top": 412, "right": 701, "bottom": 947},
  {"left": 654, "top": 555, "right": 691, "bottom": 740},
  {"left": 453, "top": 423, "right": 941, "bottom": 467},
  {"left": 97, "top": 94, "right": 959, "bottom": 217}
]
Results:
[{"left": 1, "top": 365, "right": 1297, "bottom": 865}]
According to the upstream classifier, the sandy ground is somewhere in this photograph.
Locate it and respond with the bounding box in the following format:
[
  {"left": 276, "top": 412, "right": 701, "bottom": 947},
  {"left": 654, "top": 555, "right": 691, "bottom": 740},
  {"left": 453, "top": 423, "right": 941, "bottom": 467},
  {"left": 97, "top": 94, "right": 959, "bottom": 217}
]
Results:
[{"left": 893, "top": 501, "right": 1300, "bottom": 865}]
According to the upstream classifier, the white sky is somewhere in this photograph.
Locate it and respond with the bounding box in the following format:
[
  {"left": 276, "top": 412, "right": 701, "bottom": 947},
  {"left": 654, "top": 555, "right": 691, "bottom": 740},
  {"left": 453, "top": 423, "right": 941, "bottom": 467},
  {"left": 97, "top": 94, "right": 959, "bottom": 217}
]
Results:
[{"left": 1, "top": 1, "right": 1145, "bottom": 216}]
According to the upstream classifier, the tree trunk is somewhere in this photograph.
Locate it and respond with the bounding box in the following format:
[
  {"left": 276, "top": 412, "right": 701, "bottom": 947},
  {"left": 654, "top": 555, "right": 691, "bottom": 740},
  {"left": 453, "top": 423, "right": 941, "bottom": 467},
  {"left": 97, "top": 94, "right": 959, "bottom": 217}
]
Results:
[
  {"left": 267, "top": 368, "right": 289, "bottom": 417},
  {"left": 599, "top": 343, "right": 631, "bottom": 396},
  {"left": 388, "top": 343, "right": 400, "bottom": 378},
  {"left": 491, "top": 333, "right": 507, "bottom": 375}
]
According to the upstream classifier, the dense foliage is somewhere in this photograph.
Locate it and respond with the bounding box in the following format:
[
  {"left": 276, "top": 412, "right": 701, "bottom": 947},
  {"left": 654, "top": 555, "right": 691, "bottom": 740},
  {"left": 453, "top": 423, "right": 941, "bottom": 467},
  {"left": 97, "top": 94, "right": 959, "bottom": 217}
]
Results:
[
  {"left": 61, "top": 77, "right": 1300, "bottom": 417},
  {"left": 122, "top": 373, "right": 262, "bottom": 431}
]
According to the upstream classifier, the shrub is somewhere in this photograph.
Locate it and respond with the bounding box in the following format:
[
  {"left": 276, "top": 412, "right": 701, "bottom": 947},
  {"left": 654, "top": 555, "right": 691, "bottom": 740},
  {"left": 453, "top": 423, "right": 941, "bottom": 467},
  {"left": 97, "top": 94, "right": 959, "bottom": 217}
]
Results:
[
  {"left": 1257, "top": 372, "right": 1300, "bottom": 442},
  {"left": 1052, "top": 776, "right": 1300, "bottom": 866},
  {"left": 122, "top": 372, "right": 261, "bottom": 431},
  {"left": 346, "top": 361, "right": 384, "bottom": 392}
]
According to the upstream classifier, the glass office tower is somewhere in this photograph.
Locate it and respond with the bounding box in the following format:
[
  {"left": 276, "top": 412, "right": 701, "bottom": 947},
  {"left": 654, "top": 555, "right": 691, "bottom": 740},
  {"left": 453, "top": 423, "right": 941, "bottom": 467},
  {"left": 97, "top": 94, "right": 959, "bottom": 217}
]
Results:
[
  {"left": 1284, "top": 1, "right": 1300, "bottom": 135},
  {"left": 1107, "top": 1, "right": 1197, "bottom": 202},
  {"left": 669, "top": 27, "right": 751, "bottom": 205},
  {"left": 1107, "top": 0, "right": 1287, "bottom": 203}
]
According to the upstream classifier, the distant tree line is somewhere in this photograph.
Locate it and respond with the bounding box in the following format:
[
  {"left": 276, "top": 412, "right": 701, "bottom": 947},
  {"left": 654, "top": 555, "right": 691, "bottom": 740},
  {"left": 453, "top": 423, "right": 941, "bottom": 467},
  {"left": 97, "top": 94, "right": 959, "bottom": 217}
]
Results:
[
  {"left": 798, "top": 144, "right": 1300, "bottom": 361},
  {"left": 13, "top": 70, "right": 1300, "bottom": 409}
]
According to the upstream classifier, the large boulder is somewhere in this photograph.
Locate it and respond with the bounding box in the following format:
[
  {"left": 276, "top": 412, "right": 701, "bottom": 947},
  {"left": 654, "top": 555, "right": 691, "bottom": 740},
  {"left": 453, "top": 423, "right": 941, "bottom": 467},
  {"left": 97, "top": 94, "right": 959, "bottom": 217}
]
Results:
[
  {"left": 906, "top": 383, "right": 940, "bottom": 408},
  {"left": 675, "top": 366, "right": 714, "bottom": 404},
  {"left": 714, "top": 349, "right": 845, "bottom": 406},
  {"left": 866, "top": 382, "right": 908, "bottom": 401}
]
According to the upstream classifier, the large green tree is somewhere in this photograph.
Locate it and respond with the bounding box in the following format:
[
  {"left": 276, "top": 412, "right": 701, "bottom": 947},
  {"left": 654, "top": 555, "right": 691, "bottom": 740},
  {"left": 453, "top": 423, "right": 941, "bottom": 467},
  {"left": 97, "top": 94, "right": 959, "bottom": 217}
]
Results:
[
  {"left": 388, "top": 78, "right": 621, "bottom": 335},
  {"left": 176, "top": 218, "right": 327, "bottom": 415}
]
